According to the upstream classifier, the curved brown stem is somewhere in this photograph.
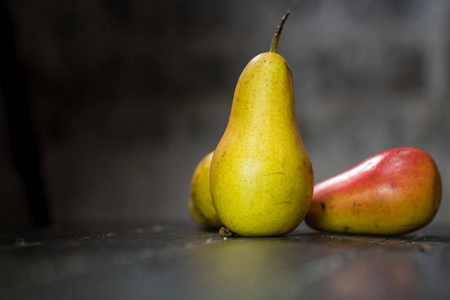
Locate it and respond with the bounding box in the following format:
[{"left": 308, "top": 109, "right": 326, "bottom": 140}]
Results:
[{"left": 269, "top": 9, "right": 290, "bottom": 53}]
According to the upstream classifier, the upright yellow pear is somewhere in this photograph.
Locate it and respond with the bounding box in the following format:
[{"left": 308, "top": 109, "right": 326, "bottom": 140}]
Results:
[{"left": 210, "top": 11, "right": 313, "bottom": 237}]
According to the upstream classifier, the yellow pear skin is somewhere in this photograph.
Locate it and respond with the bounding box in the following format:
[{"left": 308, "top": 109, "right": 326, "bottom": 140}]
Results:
[
  {"left": 190, "top": 152, "right": 223, "bottom": 229},
  {"left": 210, "top": 11, "right": 314, "bottom": 237}
]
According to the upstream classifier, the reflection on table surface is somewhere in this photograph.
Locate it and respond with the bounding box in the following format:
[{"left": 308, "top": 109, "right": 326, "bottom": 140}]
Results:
[{"left": 1, "top": 222, "right": 449, "bottom": 300}]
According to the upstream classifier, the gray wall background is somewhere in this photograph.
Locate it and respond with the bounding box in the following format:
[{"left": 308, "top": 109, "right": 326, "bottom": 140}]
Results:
[{"left": 1, "top": 0, "right": 449, "bottom": 228}]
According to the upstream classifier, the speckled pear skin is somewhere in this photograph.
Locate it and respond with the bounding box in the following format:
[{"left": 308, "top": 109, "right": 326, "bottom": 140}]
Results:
[
  {"left": 306, "top": 148, "right": 442, "bottom": 235},
  {"left": 189, "top": 152, "right": 223, "bottom": 229},
  {"left": 210, "top": 52, "right": 314, "bottom": 237}
]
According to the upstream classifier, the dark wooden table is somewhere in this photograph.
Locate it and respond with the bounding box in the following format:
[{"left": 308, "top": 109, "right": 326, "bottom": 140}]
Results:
[{"left": 1, "top": 221, "right": 449, "bottom": 300}]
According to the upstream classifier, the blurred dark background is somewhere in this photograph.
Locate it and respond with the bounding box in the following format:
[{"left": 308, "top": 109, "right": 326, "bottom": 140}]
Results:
[{"left": 0, "top": 0, "right": 449, "bottom": 229}]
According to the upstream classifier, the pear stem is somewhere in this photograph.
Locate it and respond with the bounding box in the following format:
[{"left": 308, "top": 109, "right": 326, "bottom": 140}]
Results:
[{"left": 269, "top": 9, "right": 290, "bottom": 53}]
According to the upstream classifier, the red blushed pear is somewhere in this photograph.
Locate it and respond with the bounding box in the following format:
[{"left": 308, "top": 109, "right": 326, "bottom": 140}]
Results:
[{"left": 306, "top": 147, "right": 442, "bottom": 235}]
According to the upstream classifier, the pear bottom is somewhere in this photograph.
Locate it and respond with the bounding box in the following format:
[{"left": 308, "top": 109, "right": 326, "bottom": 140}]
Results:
[{"left": 212, "top": 172, "right": 313, "bottom": 237}]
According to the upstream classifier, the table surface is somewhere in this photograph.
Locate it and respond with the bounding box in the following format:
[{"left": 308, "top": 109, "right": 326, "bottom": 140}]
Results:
[{"left": 1, "top": 221, "right": 449, "bottom": 300}]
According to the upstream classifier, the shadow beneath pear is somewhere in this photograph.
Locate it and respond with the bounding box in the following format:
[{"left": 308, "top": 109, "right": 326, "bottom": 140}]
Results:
[{"left": 289, "top": 225, "right": 450, "bottom": 252}]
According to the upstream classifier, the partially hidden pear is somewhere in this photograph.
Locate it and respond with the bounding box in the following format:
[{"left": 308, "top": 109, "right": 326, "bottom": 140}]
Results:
[
  {"left": 210, "top": 11, "right": 314, "bottom": 237},
  {"left": 189, "top": 152, "right": 223, "bottom": 229},
  {"left": 306, "top": 147, "right": 442, "bottom": 235}
]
